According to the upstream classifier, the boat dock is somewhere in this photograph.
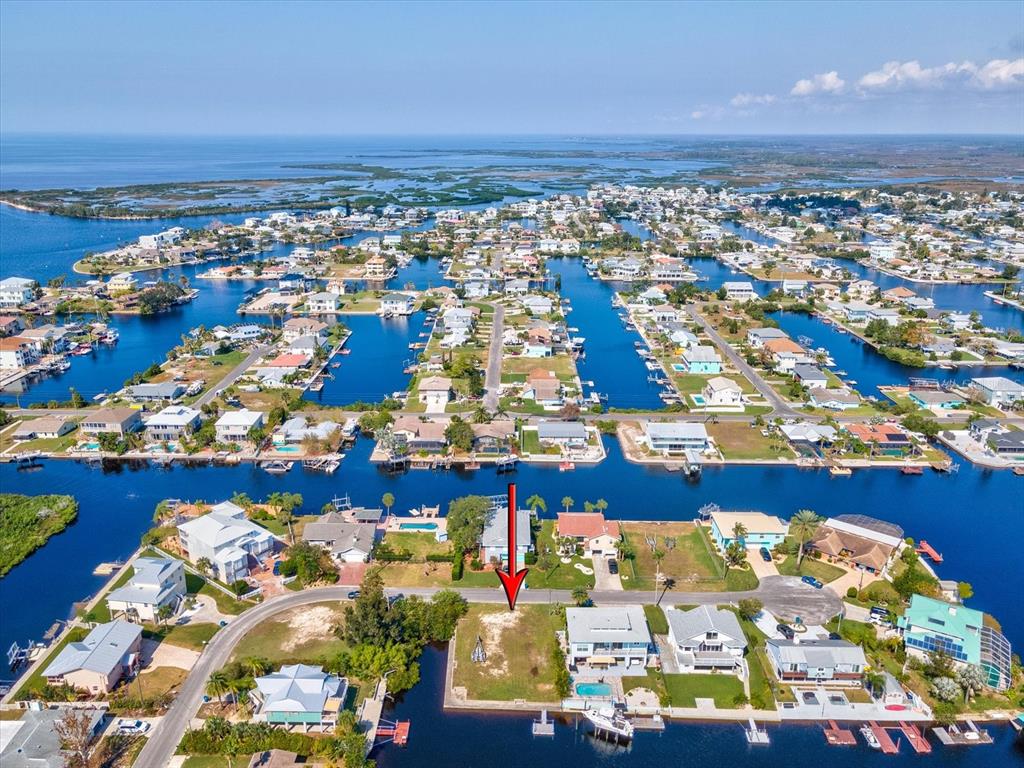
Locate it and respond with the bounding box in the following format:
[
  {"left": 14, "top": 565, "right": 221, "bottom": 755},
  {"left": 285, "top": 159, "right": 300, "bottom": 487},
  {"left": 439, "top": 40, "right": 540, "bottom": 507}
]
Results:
[
  {"left": 823, "top": 720, "right": 856, "bottom": 745},
  {"left": 745, "top": 717, "right": 769, "bottom": 745},
  {"left": 631, "top": 715, "right": 666, "bottom": 732},
  {"left": 932, "top": 720, "right": 993, "bottom": 746},
  {"left": 532, "top": 709, "right": 555, "bottom": 736},
  {"left": 868, "top": 721, "right": 899, "bottom": 754},
  {"left": 358, "top": 677, "right": 410, "bottom": 753},
  {"left": 899, "top": 721, "right": 932, "bottom": 753},
  {"left": 915, "top": 540, "right": 944, "bottom": 563}
]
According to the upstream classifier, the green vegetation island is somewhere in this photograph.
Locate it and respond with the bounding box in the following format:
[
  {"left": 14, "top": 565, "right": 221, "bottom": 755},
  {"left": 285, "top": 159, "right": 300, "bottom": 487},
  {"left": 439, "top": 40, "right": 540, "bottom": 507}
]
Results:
[{"left": 0, "top": 493, "right": 79, "bottom": 577}]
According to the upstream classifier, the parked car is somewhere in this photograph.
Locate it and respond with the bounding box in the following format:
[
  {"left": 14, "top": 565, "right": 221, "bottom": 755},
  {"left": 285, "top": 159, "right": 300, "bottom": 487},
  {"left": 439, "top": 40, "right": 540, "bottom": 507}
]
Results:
[
  {"left": 347, "top": 590, "right": 360, "bottom": 600},
  {"left": 801, "top": 575, "right": 823, "bottom": 589},
  {"left": 777, "top": 623, "right": 795, "bottom": 640},
  {"left": 828, "top": 632, "right": 842, "bottom": 640},
  {"left": 759, "top": 547, "right": 772, "bottom": 562},
  {"left": 607, "top": 559, "right": 618, "bottom": 574},
  {"left": 116, "top": 719, "right": 150, "bottom": 735}
]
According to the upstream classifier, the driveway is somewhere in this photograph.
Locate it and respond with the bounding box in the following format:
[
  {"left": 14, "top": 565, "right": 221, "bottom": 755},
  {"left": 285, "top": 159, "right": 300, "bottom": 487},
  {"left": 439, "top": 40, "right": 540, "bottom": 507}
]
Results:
[
  {"left": 745, "top": 547, "right": 779, "bottom": 580},
  {"left": 141, "top": 639, "right": 200, "bottom": 671},
  {"left": 592, "top": 556, "right": 623, "bottom": 591},
  {"left": 482, "top": 302, "right": 505, "bottom": 411}
]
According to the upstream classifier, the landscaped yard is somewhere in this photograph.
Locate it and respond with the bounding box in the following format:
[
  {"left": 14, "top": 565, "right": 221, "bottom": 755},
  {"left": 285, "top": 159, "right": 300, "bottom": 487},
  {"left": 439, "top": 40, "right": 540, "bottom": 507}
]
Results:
[
  {"left": 777, "top": 554, "right": 846, "bottom": 584},
  {"left": 382, "top": 531, "right": 451, "bottom": 560},
  {"left": 452, "top": 604, "right": 563, "bottom": 702},
  {"left": 519, "top": 427, "right": 562, "bottom": 455},
  {"left": 525, "top": 520, "right": 595, "bottom": 591},
  {"left": 663, "top": 673, "right": 745, "bottom": 707},
  {"left": 643, "top": 604, "right": 669, "bottom": 635},
  {"left": 621, "top": 522, "right": 756, "bottom": 592},
  {"left": 230, "top": 603, "right": 347, "bottom": 664},
  {"left": 502, "top": 355, "right": 577, "bottom": 378}
]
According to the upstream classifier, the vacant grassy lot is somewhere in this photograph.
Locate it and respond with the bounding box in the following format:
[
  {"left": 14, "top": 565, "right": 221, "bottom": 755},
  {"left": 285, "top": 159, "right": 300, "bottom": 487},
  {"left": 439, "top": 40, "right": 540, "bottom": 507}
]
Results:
[
  {"left": 383, "top": 531, "right": 451, "bottom": 560},
  {"left": 663, "top": 673, "right": 745, "bottom": 707},
  {"left": 644, "top": 604, "right": 669, "bottom": 635},
  {"left": 145, "top": 622, "right": 220, "bottom": 651},
  {"left": 230, "top": 603, "right": 347, "bottom": 664},
  {"left": 707, "top": 421, "right": 792, "bottom": 461},
  {"left": 378, "top": 560, "right": 454, "bottom": 587},
  {"left": 621, "top": 522, "right": 725, "bottom": 591},
  {"left": 452, "top": 604, "right": 563, "bottom": 702},
  {"left": 502, "top": 355, "right": 576, "bottom": 379}
]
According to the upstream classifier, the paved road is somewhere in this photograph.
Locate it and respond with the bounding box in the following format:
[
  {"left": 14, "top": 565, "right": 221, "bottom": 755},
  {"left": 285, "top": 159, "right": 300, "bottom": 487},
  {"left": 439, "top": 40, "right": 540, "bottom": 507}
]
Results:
[
  {"left": 686, "top": 306, "right": 800, "bottom": 419},
  {"left": 483, "top": 302, "right": 505, "bottom": 412},
  {"left": 193, "top": 343, "right": 273, "bottom": 408},
  {"left": 134, "top": 576, "right": 836, "bottom": 767}
]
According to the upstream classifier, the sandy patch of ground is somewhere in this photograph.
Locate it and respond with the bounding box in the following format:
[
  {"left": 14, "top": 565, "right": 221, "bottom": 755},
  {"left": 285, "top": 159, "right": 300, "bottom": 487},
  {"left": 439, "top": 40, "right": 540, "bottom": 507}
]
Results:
[
  {"left": 280, "top": 605, "right": 339, "bottom": 652},
  {"left": 478, "top": 610, "right": 523, "bottom": 678},
  {"left": 141, "top": 638, "right": 200, "bottom": 671}
]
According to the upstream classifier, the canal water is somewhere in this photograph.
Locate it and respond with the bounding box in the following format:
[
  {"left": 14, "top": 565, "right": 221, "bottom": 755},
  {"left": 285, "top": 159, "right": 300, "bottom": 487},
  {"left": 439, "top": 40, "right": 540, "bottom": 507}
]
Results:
[
  {"left": 372, "top": 643, "right": 1023, "bottom": 768},
  {"left": 2, "top": 435, "right": 1020, "bottom": 659}
]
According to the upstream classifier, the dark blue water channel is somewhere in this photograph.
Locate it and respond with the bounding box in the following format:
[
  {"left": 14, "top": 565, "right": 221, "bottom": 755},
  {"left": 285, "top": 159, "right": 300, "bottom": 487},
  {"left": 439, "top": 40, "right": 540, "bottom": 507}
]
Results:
[{"left": 2, "top": 435, "right": 1021, "bottom": 657}]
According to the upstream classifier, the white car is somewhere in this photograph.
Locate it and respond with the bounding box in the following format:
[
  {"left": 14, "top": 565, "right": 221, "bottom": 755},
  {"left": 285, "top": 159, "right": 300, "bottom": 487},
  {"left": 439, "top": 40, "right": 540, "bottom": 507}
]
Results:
[{"left": 116, "top": 719, "right": 151, "bottom": 735}]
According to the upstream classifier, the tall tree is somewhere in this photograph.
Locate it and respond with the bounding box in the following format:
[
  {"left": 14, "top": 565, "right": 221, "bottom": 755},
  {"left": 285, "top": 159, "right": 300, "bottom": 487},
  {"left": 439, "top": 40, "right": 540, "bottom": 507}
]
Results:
[{"left": 790, "top": 509, "right": 822, "bottom": 566}]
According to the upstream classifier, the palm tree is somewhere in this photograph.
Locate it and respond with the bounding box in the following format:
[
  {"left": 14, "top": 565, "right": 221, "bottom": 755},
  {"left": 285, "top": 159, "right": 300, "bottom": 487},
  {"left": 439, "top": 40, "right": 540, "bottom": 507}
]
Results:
[
  {"left": 245, "top": 657, "right": 271, "bottom": 680},
  {"left": 156, "top": 603, "right": 174, "bottom": 627},
  {"left": 382, "top": 492, "right": 395, "bottom": 516},
  {"left": 206, "top": 670, "right": 228, "bottom": 709},
  {"left": 571, "top": 586, "right": 589, "bottom": 606},
  {"left": 561, "top": 496, "right": 574, "bottom": 513},
  {"left": 526, "top": 494, "right": 547, "bottom": 517},
  {"left": 732, "top": 521, "right": 748, "bottom": 545},
  {"left": 196, "top": 557, "right": 213, "bottom": 577},
  {"left": 595, "top": 498, "right": 608, "bottom": 513},
  {"left": 790, "top": 509, "right": 822, "bottom": 566},
  {"left": 652, "top": 548, "right": 665, "bottom": 603}
]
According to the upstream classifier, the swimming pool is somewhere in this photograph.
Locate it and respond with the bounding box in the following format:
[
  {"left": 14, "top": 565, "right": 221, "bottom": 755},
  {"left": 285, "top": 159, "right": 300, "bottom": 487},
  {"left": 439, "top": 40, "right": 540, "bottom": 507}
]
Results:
[
  {"left": 575, "top": 682, "right": 612, "bottom": 697},
  {"left": 400, "top": 522, "right": 438, "bottom": 531},
  {"left": 671, "top": 363, "right": 687, "bottom": 372},
  {"left": 274, "top": 445, "right": 301, "bottom": 454},
  {"left": 691, "top": 394, "right": 706, "bottom": 406}
]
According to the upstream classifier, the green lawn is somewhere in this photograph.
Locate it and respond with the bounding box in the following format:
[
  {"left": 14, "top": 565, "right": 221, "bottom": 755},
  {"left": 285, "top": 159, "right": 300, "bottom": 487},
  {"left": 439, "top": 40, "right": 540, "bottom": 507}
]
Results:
[
  {"left": 81, "top": 565, "right": 136, "bottom": 623},
  {"left": 643, "top": 604, "right": 669, "bottom": 635},
  {"left": 144, "top": 622, "right": 220, "bottom": 651},
  {"left": 707, "top": 421, "right": 792, "bottom": 460},
  {"left": 519, "top": 428, "right": 561, "bottom": 455},
  {"left": 621, "top": 522, "right": 757, "bottom": 592},
  {"left": 382, "top": 531, "right": 452, "bottom": 560},
  {"left": 0, "top": 493, "right": 78, "bottom": 576},
  {"left": 452, "top": 604, "right": 563, "bottom": 702},
  {"left": 663, "top": 673, "right": 745, "bottom": 708},
  {"left": 777, "top": 554, "right": 846, "bottom": 584},
  {"left": 182, "top": 756, "right": 234, "bottom": 768},
  {"left": 183, "top": 572, "right": 250, "bottom": 615},
  {"left": 725, "top": 606, "right": 776, "bottom": 710}
]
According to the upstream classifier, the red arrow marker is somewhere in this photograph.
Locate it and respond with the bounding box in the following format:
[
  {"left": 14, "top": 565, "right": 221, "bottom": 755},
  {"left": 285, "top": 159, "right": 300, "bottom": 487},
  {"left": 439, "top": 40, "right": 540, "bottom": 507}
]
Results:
[{"left": 495, "top": 482, "right": 528, "bottom": 610}]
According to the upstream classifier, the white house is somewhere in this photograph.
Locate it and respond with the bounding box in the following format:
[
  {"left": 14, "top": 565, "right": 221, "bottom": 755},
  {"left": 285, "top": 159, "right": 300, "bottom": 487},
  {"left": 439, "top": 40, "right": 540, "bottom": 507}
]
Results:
[
  {"left": 252, "top": 664, "right": 348, "bottom": 730},
  {"left": 565, "top": 606, "right": 652, "bottom": 672},
  {"left": 380, "top": 292, "right": 415, "bottom": 316},
  {"left": 765, "top": 639, "right": 866, "bottom": 686},
  {"left": 106, "top": 556, "right": 186, "bottom": 623},
  {"left": 418, "top": 376, "right": 452, "bottom": 412},
  {"left": 177, "top": 501, "right": 276, "bottom": 583},
  {"left": 0, "top": 277, "right": 36, "bottom": 309},
  {"left": 702, "top": 376, "right": 743, "bottom": 407},
  {"left": 305, "top": 292, "right": 339, "bottom": 313},
  {"left": 145, "top": 405, "right": 203, "bottom": 443},
  {"left": 665, "top": 605, "right": 747, "bottom": 673},
  {"left": 108, "top": 273, "right": 138, "bottom": 292},
  {"left": 722, "top": 281, "right": 757, "bottom": 301},
  {"left": 303, "top": 512, "right": 377, "bottom": 563},
  {"left": 215, "top": 409, "right": 265, "bottom": 444},
  {"left": 970, "top": 377, "right": 1024, "bottom": 409},
  {"left": 643, "top": 422, "right": 709, "bottom": 455}
]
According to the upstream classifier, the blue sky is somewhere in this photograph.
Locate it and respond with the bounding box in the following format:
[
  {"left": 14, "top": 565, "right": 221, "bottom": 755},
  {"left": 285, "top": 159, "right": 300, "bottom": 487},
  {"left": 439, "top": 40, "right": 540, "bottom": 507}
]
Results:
[{"left": 1, "top": 0, "right": 1022, "bottom": 134}]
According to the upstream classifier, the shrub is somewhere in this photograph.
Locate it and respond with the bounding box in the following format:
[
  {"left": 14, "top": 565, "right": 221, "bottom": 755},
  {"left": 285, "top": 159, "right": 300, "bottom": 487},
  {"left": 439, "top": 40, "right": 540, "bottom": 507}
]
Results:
[{"left": 846, "top": 586, "right": 858, "bottom": 599}]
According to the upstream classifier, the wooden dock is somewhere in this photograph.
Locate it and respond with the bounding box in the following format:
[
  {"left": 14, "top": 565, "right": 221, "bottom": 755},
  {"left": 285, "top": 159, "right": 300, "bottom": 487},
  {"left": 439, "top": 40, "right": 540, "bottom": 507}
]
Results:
[
  {"left": 868, "top": 721, "right": 899, "bottom": 754},
  {"left": 824, "top": 720, "right": 856, "bottom": 745},
  {"left": 899, "top": 722, "right": 932, "bottom": 753},
  {"left": 915, "top": 540, "right": 944, "bottom": 563},
  {"left": 932, "top": 721, "right": 993, "bottom": 746}
]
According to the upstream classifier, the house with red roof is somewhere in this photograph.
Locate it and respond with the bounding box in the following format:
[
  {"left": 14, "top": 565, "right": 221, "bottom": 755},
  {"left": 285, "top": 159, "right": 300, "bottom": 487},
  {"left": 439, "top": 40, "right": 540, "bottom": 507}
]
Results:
[{"left": 556, "top": 512, "right": 620, "bottom": 558}]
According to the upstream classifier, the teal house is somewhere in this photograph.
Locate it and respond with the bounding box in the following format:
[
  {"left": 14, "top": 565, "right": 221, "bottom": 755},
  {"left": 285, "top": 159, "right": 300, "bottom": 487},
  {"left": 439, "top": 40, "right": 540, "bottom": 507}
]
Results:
[
  {"left": 682, "top": 345, "right": 722, "bottom": 374},
  {"left": 252, "top": 664, "right": 348, "bottom": 729},
  {"left": 898, "top": 595, "right": 1012, "bottom": 691}
]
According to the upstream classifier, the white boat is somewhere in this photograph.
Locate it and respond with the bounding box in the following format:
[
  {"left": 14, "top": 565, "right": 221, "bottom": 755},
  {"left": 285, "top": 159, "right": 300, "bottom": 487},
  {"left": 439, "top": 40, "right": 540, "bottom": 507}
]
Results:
[
  {"left": 583, "top": 708, "right": 633, "bottom": 741},
  {"left": 261, "top": 460, "right": 293, "bottom": 475},
  {"left": 859, "top": 725, "right": 881, "bottom": 749}
]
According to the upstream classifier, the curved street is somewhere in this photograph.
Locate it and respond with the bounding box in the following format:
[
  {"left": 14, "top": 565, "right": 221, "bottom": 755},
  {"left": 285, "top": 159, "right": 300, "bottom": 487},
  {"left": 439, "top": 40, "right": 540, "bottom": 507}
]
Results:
[{"left": 135, "top": 577, "right": 839, "bottom": 767}]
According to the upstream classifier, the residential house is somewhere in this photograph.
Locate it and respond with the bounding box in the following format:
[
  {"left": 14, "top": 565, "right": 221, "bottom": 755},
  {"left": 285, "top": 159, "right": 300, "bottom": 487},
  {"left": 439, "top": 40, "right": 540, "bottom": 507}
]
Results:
[
  {"left": 417, "top": 376, "right": 452, "bottom": 412},
  {"left": 108, "top": 273, "right": 138, "bottom": 292},
  {"left": 0, "top": 707, "right": 106, "bottom": 768},
  {"left": 106, "top": 557, "right": 186, "bottom": 623},
  {"left": 177, "top": 501, "right": 276, "bottom": 583},
  {"left": 565, "top": 606, "right": 652, "bottom": 671},
  {"left": 665, "top": 606, "right": 747, "bottom": 673},
  {"left": 480, "top": 505, "right": 532, "bottom": 567},
  {"left": 898, "top": 595, "right": 1011, "bottom": 691},
  {"left": 746, "top": 327, "right": 788, "bottom": 349},
  {"left": 380, "top": 292, "right": 415, "bottom": 316},
  {"left": 970, "top": 376, "right": 1024, "bottom": 409},
  {"left": 471, "top": 420, "right": 516, "bottom": 454},
  {"left": 986, "top": 430, "right": 1024, "bottom": 457},
  {"left": 643, "top": 422, "right": 709, "bottom": 455},
  {"left": 908, "top": 390, "right": 965, "bottom": 411},
  {"left": 709, "top": 510, "right": 788, "bottom": 549},
  {"left": 304, "top": 292, "right": 339, "bottom": 313},
  {"left": 808, "top": 515, "right": 903, "bottom": 574},
  {"left": 521, "top": 295, "right": 554, "bottom": 315},
  {"left": 215, "top": 409, "right": 265, "bottom": 444},
  {"left": 282, "top": 318, "right": 328, "bottom": 344},
  {"left": 0, "top": 337, "right": 37, "bottom": 369},
  {"left": 80, "top": 407, "right": 143, "bottom": 437},
  {"left": 251, "top": 664, "right": 348, "bottom": 730},
  {"left": 391, "top": 416, "right": 448, "bottom": 453},
  {"left": 681, "top": 345, "right": 722, "bottom": 374},
  {"left": 555, "top": 513, "right": 620, "bottom": 558},
  {"left": 722, "top": 281, "right": 757, "bottom": 301},
  {"left": 793, "top": 364, "right": 828, "bottom": 389},
  {"left": 808, "top": 388, "right": 861, "bottom": 411},
  {"left": 523, "top": 370, "right": 563, "bottom": 408},
  {"left": 12, "top": 416, "right": 75, "bottom": 441},
  {"left": 536, "top": 420, "right": 588, "bottom": 449},
  {"left": 126, "top": 382, "right": 185, "bottom": 402},
  {"left": 702, "top": 376, "right": 743, "bottom": 407},
  {"left": 0, "top": 277, "right": 36, "bottom": 308},
  {"left": 302, "top": 512, "right": 377, "bottom": 563},
  {"left": 844, "top": 423, "right": 913, "bottom": 454},
  {"left": 763, "top": 338, "right": 808, "bottom": 373},
  {"left": 145, "top": 405, "right": 202, "bottom": 443},
  {"left": 765, "top": 639, "right": 867, "bottom": 686},
  {"left": 273, "top": 417, "right": 340, "bottom": 446},
  {"left": 42, "top": 620, "right": 143, "bottom": 694}
]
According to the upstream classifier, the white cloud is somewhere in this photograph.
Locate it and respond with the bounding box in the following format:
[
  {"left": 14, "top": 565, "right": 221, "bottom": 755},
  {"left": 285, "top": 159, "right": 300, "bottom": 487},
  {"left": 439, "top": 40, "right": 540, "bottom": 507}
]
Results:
[
  {"left": 858, "top": 58, "right": 1024, "bottom": 92},
  {"left": 791, "top": 71, "right": 845, "bottom": 96},
  {"left": 730, "top": 92, "right": 776, "bottom": 107},
  {"left": 690, "top": 105, "right": 726, "bottom": 120}
]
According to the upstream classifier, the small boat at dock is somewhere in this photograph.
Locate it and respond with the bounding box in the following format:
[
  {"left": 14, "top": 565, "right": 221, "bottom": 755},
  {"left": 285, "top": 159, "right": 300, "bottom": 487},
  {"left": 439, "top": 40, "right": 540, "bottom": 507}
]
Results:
[
  {"left": 260, "top": 460, "right": 294, "bottom": 474},
  {"left": 901, "top": 465, "right": 923, "bottom": 475},
  {"left": 859, "top": 725, "right": 881, "bottom": 750},
  {"left": 583, "top": 708, "right": 633, "bottom": 741}
]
